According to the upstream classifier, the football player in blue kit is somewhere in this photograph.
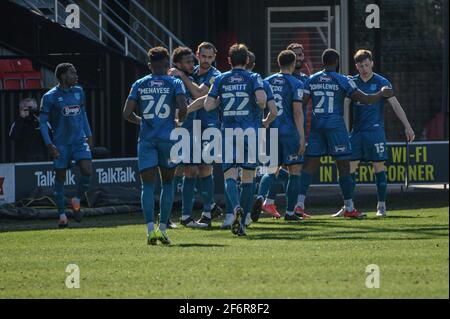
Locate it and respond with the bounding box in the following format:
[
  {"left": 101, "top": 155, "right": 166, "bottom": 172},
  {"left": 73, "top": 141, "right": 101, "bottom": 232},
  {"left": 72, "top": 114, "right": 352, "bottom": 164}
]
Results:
[
  {"left": 332, "top": 49, "right": 415, "bottom": 218},
  {"left": 257, "top": 43, "right": 312, "bottom": 220},
  {"left": 39, "top": 63, "right": 93, "bottom": 228},
  {"left": 170, "top": 46, "right": 210, "bottom": 229},
  {"left": 237, "top": 51, "right": 277, "bottom": 228},
  {"left": 169, "top": 42, "right": 223, "bottom": 227},
  {"left": 254, "top": 50, "right": 306, "bottom": 222},
  {"left": 297, "top": 49, "right": 393, "bottom": 219},
  {"left": 123, "top": 47, "right": 187, "bottom": 245},
  {"left": 204, "top": 43, "right": 267, "bottom": 236}
]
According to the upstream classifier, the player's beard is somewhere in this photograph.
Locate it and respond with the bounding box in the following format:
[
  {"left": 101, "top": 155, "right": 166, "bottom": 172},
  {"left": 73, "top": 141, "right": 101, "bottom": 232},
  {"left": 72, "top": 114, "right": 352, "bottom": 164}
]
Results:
[
  {"left": 200, "top": 62, "right": 211, "bottom": 70},
  {"left": 295, "top": 60, "right": 303, "bottom": 70}
]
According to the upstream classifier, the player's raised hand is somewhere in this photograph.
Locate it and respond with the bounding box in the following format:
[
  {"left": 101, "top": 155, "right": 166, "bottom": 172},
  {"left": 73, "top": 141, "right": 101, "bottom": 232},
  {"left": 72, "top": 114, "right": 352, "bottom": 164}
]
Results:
[
  {"left": 381, "top": 86, "right": 394, "bottom": 98},
  {"left": 168, "top": 68, "right": 182, "bottom": 77},
  {"left": 47, "top": 144, "right": 60, "bottom": 159},
  {"left": 405, "top": 126, "right": 415, "bottom": 142}
]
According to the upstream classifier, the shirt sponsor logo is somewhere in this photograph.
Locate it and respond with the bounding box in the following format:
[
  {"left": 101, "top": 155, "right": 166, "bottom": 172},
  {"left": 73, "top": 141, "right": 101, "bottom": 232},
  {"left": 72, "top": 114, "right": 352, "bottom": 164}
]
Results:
[
  {"left": 150, "top": 80, "right": 165, "bottom": 87},
  {"left": 272, "top": 77, "right": 285, "bottom": 85},
  {"left": 62, "top": 105, "right": 81, "bottom": 116},
  {"left": 229, "top": 75, "right": 244, "bottom": 83},
  {"left": 319, "top": 76, "right": 332, "bottom": 82}
]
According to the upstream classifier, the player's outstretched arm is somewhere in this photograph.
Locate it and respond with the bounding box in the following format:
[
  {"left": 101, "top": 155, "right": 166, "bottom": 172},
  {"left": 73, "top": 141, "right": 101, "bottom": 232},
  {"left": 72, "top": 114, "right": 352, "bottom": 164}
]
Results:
[
  {"left": 293, "top": 101, "right": 306, "bottom": 155},
  {"left": 262, "top": 99, "right": 277, "bottom": 128},
  {"left": 122, "top": 99, "right": 141, "bottom": 125},
  {"left": 176, "top": 95, "right": 188, "bottom": 122},
  {"left": 255, "top": 89, "right": 267, "bottom": 109},
  {"left": 388, "top": 96, "right": 415, "bottom": 142},
  {"left": 204, "top": 95, "right": 219, "bottom": 111},
  {"left": 350, "top": 86, "right": 393, "bottom": 105},
  {"left": 187, "top": 95, "right": 208, "bottom": 114},
  {"left": 169, "top": 68, "right": 208, "bottom": 98}
]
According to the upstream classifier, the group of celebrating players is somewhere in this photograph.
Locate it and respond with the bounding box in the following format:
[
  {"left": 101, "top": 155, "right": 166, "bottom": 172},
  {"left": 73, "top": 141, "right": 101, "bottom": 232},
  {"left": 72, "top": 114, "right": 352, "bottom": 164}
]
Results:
[{"left": 39, "top": 40, "right": 415, "bottom": 245}]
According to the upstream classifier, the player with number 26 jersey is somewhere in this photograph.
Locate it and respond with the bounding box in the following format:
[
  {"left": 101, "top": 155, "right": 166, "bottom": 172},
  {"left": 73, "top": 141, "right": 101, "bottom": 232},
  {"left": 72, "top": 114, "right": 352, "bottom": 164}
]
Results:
[{"left": 127, "top": 74, "right": 186, "bottom": 171}]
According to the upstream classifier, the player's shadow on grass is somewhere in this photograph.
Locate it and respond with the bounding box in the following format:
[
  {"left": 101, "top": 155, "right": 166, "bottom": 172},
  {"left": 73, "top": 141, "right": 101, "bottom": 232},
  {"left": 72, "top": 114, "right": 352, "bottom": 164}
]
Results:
[
  {"left": 175, "top": 243, "right": 228, "bottom": 248},
  {"left": 249, "top": 223, "right": 448, "bottom": 241}
]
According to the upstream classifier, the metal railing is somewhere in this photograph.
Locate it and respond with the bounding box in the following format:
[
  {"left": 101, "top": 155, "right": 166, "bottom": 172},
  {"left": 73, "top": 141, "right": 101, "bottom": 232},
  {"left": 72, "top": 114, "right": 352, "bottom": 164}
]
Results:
[{"left": 10, "top": 0, "right": 186, "bottom": 64}]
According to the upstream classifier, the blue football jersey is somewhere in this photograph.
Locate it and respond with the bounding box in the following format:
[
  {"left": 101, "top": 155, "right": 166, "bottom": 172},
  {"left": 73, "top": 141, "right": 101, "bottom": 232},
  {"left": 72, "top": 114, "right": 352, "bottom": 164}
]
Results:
[
  {"left": 351, "top": 73, "right": 392, "bottom": 131},
  {"left": 174, "top": 73, "right": 197, "bottom": 131},
  {"left": 258, "top": 79, "right": 275, "bottom": 123},
  {"left": 292, "top": 72, "right": 309, "bottom": 84},
  {"left": 193, "top": 65, "right": 221, "bottom": 126},
  {"left": 304, "top": 70, "right": 357, "bottom": 117},
  {"left": 40, "top": 85, "right": 91, "bottom": 146},
  {"left": 265, "top": 73, "right": 304, "bottom": 136},
  {"left": 208, "top": 68, "right": 265, "bottom": 130},
  {"left": 128, "top": 74, "right": 186, "bottom": 141}
]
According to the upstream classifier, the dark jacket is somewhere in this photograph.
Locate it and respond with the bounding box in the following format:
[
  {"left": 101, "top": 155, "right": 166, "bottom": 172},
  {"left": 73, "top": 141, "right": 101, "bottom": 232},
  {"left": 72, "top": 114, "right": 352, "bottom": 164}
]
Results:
[{"left": 8, "top": 115, "right": 50, "bottom": 162}]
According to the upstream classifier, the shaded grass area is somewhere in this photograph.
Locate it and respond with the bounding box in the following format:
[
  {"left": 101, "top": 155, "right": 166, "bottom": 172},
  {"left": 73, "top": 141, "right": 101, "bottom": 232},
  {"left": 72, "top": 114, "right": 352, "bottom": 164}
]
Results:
[{"left": 0, "top": 205, "right": 448, "bottom": 298}]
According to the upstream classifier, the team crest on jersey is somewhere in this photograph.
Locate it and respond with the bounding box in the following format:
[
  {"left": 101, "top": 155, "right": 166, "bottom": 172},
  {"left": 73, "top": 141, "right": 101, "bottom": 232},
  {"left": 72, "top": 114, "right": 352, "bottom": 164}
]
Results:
[
  {"left": 229, "top": 75, "right": 244, "bottom": 83},
  {"left": 319, "top": 76, "right": 332, "bottom": 82},
  {"left": 150, "top": 80, "right": 165, "bottom": 87},
  {"left": 74, "top": 92, "right": 81, "bottom": 100},
  {"left": 370, "top": 84, "right": 377, "bottom": 91},
  {"left": 272, "top": 77, "right": 285, "bottom": 85},
  {"left": 62, "top": 105, "right": 81, "bottom": 116}
]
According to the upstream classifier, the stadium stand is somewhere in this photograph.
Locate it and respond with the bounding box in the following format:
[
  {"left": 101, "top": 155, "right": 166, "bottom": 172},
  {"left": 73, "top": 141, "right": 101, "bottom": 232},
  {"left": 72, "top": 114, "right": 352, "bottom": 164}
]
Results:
[{"left": 0, "top": 58, "right": 42, "bottom": 89}]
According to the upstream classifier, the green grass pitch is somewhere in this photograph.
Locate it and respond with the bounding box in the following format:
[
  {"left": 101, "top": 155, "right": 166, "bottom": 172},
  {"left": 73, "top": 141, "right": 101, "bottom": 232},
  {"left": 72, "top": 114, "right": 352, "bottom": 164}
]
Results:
[{"left": 0, "top": 193, "right": 448, "bottom": 298}]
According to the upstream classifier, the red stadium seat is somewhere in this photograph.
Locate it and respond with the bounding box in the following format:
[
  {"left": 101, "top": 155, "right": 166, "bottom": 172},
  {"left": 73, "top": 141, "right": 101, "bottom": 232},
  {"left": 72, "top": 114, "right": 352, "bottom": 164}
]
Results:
[
  {"left": 2, "top": 73, "right": 23, "bottom": 89},
  {"left": 0, "top": 59, "right": 14, "bottom": 73},
  {"left": 12, "top": 59, "right": 34, "bottom": 72},
  {"left": 22, "top": 71, "right": 42, "bottom": 89}
]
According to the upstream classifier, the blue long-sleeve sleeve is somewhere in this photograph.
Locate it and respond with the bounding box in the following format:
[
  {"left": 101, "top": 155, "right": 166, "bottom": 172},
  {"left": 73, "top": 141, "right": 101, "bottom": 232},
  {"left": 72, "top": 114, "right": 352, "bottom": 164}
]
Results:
[
  {"left": 39, "top": 113, "right": 52, "bottom": 146},
  {"left": 82, "top": 108, "right": 92, "bottom": 137}
]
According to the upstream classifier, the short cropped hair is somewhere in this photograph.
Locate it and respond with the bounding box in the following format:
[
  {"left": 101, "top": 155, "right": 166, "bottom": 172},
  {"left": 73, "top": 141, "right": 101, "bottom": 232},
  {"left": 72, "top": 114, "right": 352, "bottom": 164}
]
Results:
[
  {"left": 286, "top": 43, "right": 304, "bottom": 51},
  {"left": 278, "top": 50, "right": 296, "bottom": 68},
  {"left": 197, "top": 42, "right": 217, "bottom": 54},
  {"left": 228, "top": 43, "right": 249, "bottom": 67},
  {"left": 148, "top": 46, "right": 169, "bottom": 62},
  {"left": 354, "top": 49, "right": 373, "bottom": 63},
  {"left": 247, "top": 51, "right": 255, "bottom": 65},
  {"left": 172, "top": 46, "right": 193, "bottom": 64},
  {"left": 322, "top": 48, "right": 340, "bottom": 66},
  {"left": 19, "top": 98, "right": 38, "bottom": 110},
  {"left": 55, "top": 63, "right": 74, "bottom": 80}
]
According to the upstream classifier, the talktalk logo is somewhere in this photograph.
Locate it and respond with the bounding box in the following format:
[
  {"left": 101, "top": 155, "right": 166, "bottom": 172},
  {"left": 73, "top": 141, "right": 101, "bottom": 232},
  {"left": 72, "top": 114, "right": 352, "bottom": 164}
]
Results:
[
  {"left": 62, "top": 105, "right": 81, "bottom": 116},
  {"left": 0, "top": 176, "right": 4, "bottom": 195}
]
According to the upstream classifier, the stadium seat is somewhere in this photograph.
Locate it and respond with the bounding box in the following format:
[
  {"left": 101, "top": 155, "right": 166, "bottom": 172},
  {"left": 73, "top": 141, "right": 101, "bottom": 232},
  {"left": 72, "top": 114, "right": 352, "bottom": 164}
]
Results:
[
  {"left": 0, "top": 59, "right": 14, "bottom": 73},
  {"left": 2, "top": 73, "right": 23, "bottom": 89},
  {"left": 11, "top": 59, "right": 34, "bottom": 72},
  {"left": 22, "top": 71, "right": 42, "bottom": 89}
]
